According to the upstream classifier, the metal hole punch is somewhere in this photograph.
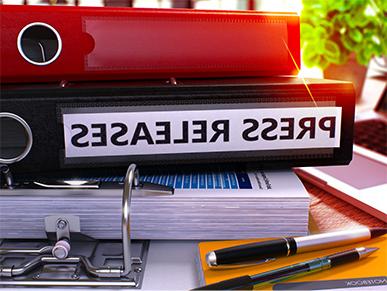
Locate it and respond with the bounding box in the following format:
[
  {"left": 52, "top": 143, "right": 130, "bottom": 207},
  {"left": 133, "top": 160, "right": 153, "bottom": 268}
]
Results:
[{"left": 0, "top": 163, "right": 174, "bottom": 287}]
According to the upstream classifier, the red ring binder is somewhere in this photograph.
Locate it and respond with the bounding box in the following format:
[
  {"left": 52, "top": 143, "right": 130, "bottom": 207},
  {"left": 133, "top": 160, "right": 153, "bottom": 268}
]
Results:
[{"left": 1, "top": 5, "right": 300, "bottom": 83}]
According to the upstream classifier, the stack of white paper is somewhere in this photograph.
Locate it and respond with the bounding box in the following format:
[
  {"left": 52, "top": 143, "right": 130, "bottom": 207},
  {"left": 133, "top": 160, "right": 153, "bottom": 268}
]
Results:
[{"left": 0, "top": 170, "right": 310, "bottom": 240}]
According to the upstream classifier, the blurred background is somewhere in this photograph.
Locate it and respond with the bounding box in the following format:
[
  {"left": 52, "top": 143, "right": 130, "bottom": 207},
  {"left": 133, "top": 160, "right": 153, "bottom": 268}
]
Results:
[
  {"left": 1, "top": 0, "right": 301, "bottom": 10},
  {"left": 2, "top": 0, "right": 386, "bottom": 104}
]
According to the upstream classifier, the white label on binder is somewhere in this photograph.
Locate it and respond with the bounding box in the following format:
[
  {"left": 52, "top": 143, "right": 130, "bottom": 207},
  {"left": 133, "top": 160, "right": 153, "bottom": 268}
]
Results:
[{"left": 63, "top": 107, "right": 342, "bottom": 158}]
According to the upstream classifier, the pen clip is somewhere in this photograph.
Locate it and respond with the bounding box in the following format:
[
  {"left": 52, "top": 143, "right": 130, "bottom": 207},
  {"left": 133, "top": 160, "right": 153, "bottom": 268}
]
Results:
[{"left": 208, "top": 258, "right": 276, "bottom": 269}]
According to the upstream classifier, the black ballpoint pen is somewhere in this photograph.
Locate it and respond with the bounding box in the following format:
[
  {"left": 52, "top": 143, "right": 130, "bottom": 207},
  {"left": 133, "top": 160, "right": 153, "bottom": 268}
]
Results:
[
  {"left": 206, "top": 227, "right": 386, "bottom": 267},
  {"left": 194, "top": 247, "right": 378, "bottom": 290}
]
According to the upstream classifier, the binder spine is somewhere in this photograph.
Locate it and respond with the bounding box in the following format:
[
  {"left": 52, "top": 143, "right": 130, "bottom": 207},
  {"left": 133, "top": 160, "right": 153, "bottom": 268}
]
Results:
[
  {"left": 0, "top": 79, "right": 355, "bottom": 174},
  {"left": 0, "top": 5, "right": 300, "bottom": 83}
]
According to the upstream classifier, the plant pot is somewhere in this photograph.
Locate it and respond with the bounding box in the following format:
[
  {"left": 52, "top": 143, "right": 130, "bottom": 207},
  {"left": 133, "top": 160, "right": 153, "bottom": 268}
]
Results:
[{"left": 324, "top": 54, "right": 368, "bottom": 100}]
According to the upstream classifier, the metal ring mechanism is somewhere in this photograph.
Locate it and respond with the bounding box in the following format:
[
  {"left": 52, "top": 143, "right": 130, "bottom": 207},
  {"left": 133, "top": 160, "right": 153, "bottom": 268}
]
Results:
[{"left": 0, "top": 164, "right": 139, "bottom": 281}]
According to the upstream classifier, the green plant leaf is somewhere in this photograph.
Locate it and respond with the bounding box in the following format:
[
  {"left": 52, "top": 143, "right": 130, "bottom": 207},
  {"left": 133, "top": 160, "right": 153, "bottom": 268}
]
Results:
[
  {"left": 300, "top": 23, "right": 315, "bottom": 43},
  {"left": 305, "top": 52, "right": 323, "bottom": 69},
  {"left": 323, "top": 40, "right": 341, "bottom": 63},
  {"left": 350, "top": 0, "right": 366, "bottom": 8},
  {"left": 354, "top": 13, "right": 370, "bottom": 27},
  {"left": 349, "top": 29, "right": 363, "bottom": 43},
  {"left": 344, "top": 14, "right": 357, "bottom": 28},
  {"left": 320, "top": 19, "right": 335, "bottom": 35},
  {"left": 314, "top": 27, "right": 330, "bottom": 44},
  {"left": 327, "top": 0, "right": 348, "bottom": 12},
  {"left": 302, "top": 42, "right": 322, "bottom": 68},
  {"left": 303, "top": 42, "right": 318, "bottom": 58},
  {"left": 356, "top": 49, "right": 370, "bottom": 65},
  {"left": 382, "top": 0, "right": 387, "bottom": 12},
  {"left": 341, "top": 34, "right": 356, "bottom": 51},
  {"left": 301, "top": 0, "right": 384, "bottom": 67}
]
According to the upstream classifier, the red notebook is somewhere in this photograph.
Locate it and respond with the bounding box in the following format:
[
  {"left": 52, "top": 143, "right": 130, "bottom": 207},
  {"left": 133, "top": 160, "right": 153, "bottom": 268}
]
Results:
[{"left": 0, "top": 5, "right": 300, "bottom": 83}]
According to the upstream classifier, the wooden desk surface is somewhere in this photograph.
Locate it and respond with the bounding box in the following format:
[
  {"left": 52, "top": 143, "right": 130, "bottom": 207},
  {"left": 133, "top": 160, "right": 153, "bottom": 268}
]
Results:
[{"left": 302, "top": 180, "right": 386, "bottom": 233}]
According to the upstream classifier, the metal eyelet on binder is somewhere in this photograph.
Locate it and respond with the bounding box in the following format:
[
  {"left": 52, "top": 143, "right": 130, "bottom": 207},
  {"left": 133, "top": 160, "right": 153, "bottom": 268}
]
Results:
[
  {"left": 0, "top": 164, "right": 173, "bottom": 288},
  {"left": 0, "top": 112, "right": 34, "bottom": 189},
  {"left": 17, "top": 22, "right": 62, "bottom": 66},
  {"left": 0, "top": 112, "right": 33, "bottom": 165}
]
